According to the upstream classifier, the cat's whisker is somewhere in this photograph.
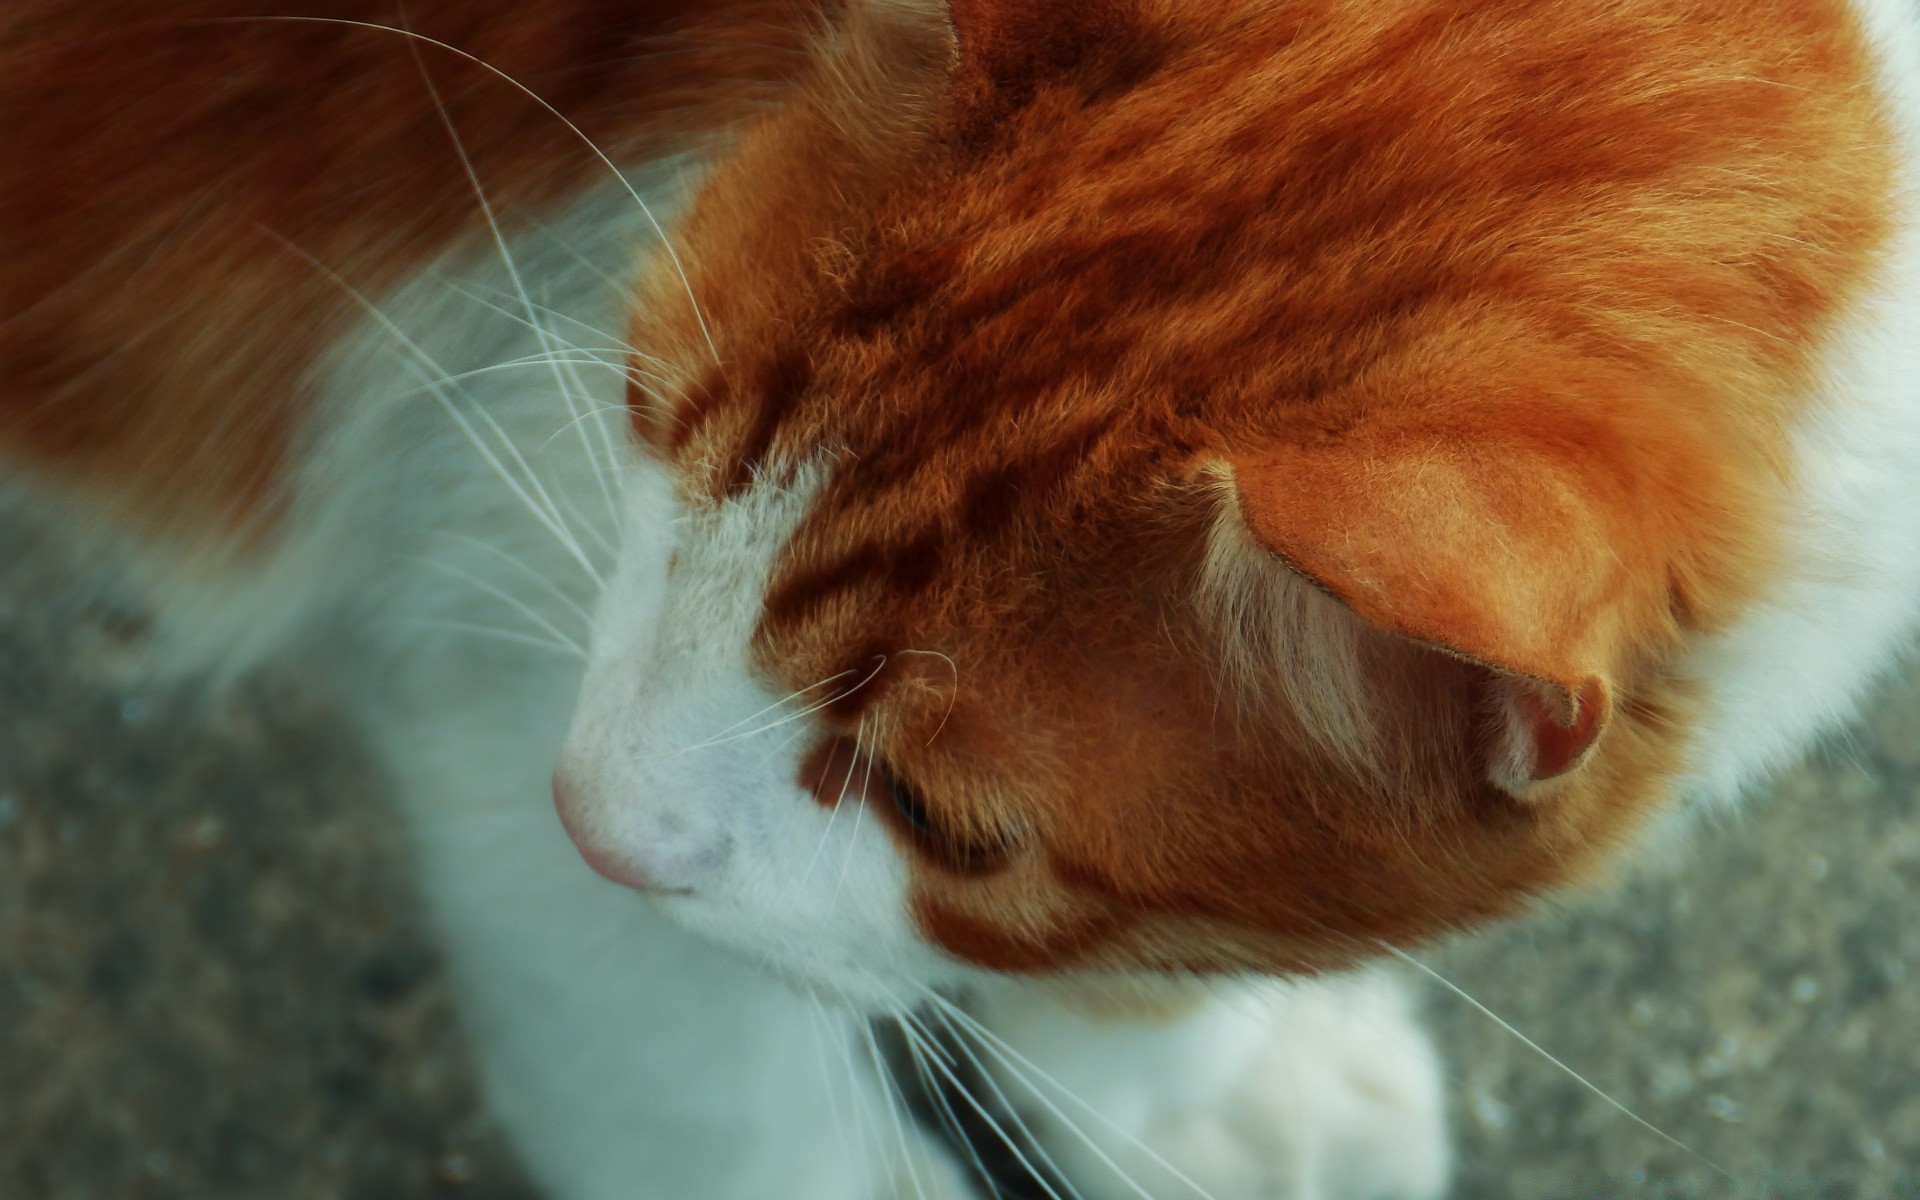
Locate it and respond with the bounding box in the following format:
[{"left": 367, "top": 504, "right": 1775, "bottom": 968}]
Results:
[
  {"left": 667, "top": 668, "right": 863, "bottom": 759},
  {"left": 435, "top": 276, "right": 637, "bottom": 356},
  {"left": 439, "top": 274, "right": 625, "bottom": 499},
  {"left": 859, "top": 1018, "right": 933, "bottom": 1200},
  {"left": 261, "top": 231, "right": 605, "bottom": 584},
  {"left": 919, "top": 986, "right": 1223, "bottom": 1200},
  {"left": 394, "top": 354, "right": 638, "bottom": 397},
  {"left": 828, "top": 723, "right": 882, "bottom": 918},
  {"left": 890, "top": 1003, "right": 958, "bottom": 1073},
  {"left": 532, "top": 294, "right": 627, "bottom": 519},
  {"left": 675, "top": 656, "right": 888, "bottom": 756},
  {"left": 890, "top": 1005, "right": 1006, "bottom": 1194},
  {"left": 539, "top": 404, "right": 643, "bottom": 456},
  {"left": 430, "top": 277, "right": 646, "bottom": 523},
  {"left": 416, "top": 556, "right": 588, "bottom": 657},
  {"left": 546, "top": 322, "right": 629, "bottom": 525},
  {"left": 461, "top": 394, "right": 608, "bottom": 582},
  {"left": 826, "top": 987, "right": 898, "bottom": 1185},
  {"left": 1380, "top": 943, "right": 1733, "bottom": 1178},
  {"left": 403, "top": 36, "right": 627, "bottom": 568},
  {"left": 802, "top": 990, "right": 879, "bottom": 1167},
  {"left": 928, "top": 1009, "right": 1106, "bottom": 1200},
  {"left": 459, "top": 276, "right": 668, "bottom": 369},
  {"left": 828, "top": 786, "right": 871, "bottom": 922},
  {"left": 794, "top": 710, "right": 864, "bottom": 890},
  {"left": 484, "top": 227, "right": 709, "bottom": 414},
  {"left": 902, "top": 998, "right": 1082, "bottom": 1200},
  {"left": 216, "top": 14, "right": 723, "bottom": 365},
  {"left": 388, "top": 617, "right": 585, "bottom": 660},
  {"left": 552, "top": 487, "right": 616, "bottom": 558},
  {"left": 801, "top": 994, "right": 864, "bottom": 1167},
  {"left": 427, "top": 532, "right": 597, "bottom": 624},
  {"left": 896, "top": 648, "right": 960, "bottom": 747}
]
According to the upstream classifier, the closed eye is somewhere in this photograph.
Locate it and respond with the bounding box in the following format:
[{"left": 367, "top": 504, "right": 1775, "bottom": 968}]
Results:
[
  {"left": 801, "top": 735, "right": 1017, "bottom": 875},
  {"left": 877, "top": 764, "right": 1015, "bottom": 877},
  {"left": 886, "top": 771, "right": 939, "bottom": 838}
]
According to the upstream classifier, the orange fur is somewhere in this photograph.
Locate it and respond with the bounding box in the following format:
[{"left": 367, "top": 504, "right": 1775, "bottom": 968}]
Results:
[
  {"left": 1, "top": 0, "right": 835, "bottom": 539},
  {"left": 633, "top": 0, "right": 1895, "bottom": 973}
]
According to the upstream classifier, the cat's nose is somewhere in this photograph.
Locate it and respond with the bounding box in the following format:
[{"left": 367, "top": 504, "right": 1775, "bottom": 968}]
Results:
[{"left": 551, "top": 768, "right": 727, "bottom": 895}]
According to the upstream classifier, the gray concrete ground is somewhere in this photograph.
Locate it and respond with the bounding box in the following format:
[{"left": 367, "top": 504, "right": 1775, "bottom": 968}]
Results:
[{"left": 2, "top": 507, "right": 1916, "bottom": 1199}]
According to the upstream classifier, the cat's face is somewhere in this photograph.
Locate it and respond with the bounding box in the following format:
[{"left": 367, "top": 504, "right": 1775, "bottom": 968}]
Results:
[{"left": 554, "top": 0, "right": 1886, "bottom": 1004}]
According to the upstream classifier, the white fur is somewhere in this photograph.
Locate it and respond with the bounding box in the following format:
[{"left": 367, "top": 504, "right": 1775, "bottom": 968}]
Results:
[
  {"left": 126, "top": 166, "right": 966, "bottom": 1199},
  {"left": 973, "top": 973, "right": 1448, "bottom": 1200},
  {"left": 1676, "top": 0, "right": 1920, "bottom": 808},
  {"left": 558, "top": 462, "right": 967, "bottom": 1009}
]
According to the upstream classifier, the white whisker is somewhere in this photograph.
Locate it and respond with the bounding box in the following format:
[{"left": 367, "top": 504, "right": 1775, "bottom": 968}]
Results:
[
  {"left": 802, "top": 995, "right": 855, "bottom": 1157},
  {"left": 427, "top": 531, "right": 596, "bottom": 624},
  {"left": 217, "top": 14, "right": 723, "bottom": 364},
  {"left": 897, "top": 648, "right": 960, "bottom": 747},
  {"left": 673, "top": 668, "right": 862, "bottom": 758},
  {"left": 395, "top": 354, "right": 637, "bottom": 395},
  {"left": 404, "top": 37, "right": 615, "bottom": 574},
  {"left": 539, "top": 403, "right": 642, "bottom": 455},
  {"left": 390, "top": 617, "right": 584, "bottom": 659},
  {"left": 927, "top": 1004, "right": 1099, "bottom": 1200},
  {"left": 803, "top": 713, "right": 866, "bottom": 886},
  {"left": 920, "top": 986, "right": 1220, "bottom": 1200},
  {"left": 861, "top": 1019, "right": 932, "bottom": 1200},
  {"left": 260, "top": 232, "right": 604, "bottom": 583},
  {"left": 539, "top": 293, "right": 628, "bottom": 523},
  {"left": 902, "top": 999, "right": 1078, "bottom": 1200},
  {"left": 426, "top": 276, "right": 651, "bottom": 525},
  {"left": 673, "top": 656, "right": 887, "bottom": 756},
  {"left": 1382, "top": 944, "right": 1732, "bottom": 1177},
  {"left": 891, "top": 1009, "right": 1000, "bottom": 1193},
  {"left": 829, "top": 722, "right": 881, "bottom": 918},
  {"left": 417, "top": 556, "right": 586, "bottom": 657},
  {"left": 462, "top": 389, "right": 607, "bottom": 580}
]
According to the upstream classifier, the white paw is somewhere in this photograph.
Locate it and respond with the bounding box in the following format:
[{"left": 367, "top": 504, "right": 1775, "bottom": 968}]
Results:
[{"left": 974, "top": 971, "right": 1449, "bottom": 1200}]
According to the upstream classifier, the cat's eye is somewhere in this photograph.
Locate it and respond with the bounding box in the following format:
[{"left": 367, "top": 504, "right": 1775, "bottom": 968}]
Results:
[
  {"left": 804, "top": 736, "right": 1016, "bottom": 875},
  {"left": 885, "top": 773, "right": 939, "bottom": 839},
  {"left": 877, "top": 765, "right": 1014, "bottom": 876}
]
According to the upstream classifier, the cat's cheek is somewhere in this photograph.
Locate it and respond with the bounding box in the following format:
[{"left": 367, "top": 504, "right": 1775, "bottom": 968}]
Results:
[
  {"left": 557, "top": 689, "right": 974, "bottom": 1004},
  {"left": 631, "top": 792, "right": 973, "bottom": 1009}
]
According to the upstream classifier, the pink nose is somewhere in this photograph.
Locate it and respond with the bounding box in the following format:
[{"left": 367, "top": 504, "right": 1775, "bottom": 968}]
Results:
[{"left": 551, "top": 771, "right": 693, "bottom": 895}]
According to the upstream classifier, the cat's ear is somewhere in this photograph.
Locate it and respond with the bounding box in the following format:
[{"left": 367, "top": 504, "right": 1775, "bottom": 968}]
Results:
[{"left": 1223, "top": 422, "right": 1633, "bottom": 794}]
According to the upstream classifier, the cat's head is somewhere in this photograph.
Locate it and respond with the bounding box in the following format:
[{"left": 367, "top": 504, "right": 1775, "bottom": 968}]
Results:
[{"left": 554, "top": 0, "right": 1886, "bottom": 1005}]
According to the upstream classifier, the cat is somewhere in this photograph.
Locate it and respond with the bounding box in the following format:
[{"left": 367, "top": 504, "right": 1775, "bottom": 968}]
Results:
[{"left": 5, "top": 0, "right": 1920, "bottom": 1196}]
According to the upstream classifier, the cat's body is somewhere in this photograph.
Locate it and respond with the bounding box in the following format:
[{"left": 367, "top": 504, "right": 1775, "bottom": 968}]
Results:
[{"left": 5, "top": 1, "right": 1919, "bottom": 1196}]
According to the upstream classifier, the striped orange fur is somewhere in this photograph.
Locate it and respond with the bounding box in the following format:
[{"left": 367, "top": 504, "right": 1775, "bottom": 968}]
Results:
[{"left": 630, "top": 0, "right": 1895, "bottom": 972}]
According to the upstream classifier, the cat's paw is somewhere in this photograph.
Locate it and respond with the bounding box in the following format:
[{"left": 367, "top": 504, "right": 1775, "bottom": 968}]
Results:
[{"left": 975, "top": 971, "right": 1449, "bottom": 1200}]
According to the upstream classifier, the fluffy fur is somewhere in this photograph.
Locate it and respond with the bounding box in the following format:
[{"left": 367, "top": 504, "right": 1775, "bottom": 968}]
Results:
[{"left": 4, "top": 1, "right": 1918, "bottom": 1197}]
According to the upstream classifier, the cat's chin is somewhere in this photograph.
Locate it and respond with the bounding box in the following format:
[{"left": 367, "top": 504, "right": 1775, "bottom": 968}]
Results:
[
  {"left": 644, "top": 893, "right": 964, "bottom": 1016},
  {"left": 766, "top": 961, "right": 930, "bottom": 1016}
]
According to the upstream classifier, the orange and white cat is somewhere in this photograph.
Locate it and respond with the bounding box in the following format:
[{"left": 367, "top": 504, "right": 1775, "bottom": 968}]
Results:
[{"left": 5, "top": 1, "right": 1919, "bottom": 1196}]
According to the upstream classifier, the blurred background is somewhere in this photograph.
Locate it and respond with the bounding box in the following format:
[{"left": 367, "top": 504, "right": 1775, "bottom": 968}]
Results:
[{"left": 2, "top": 503, "right": 1916, "bottom": 1200}]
